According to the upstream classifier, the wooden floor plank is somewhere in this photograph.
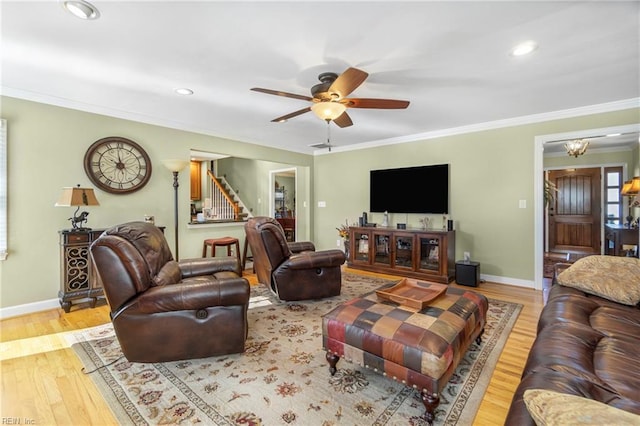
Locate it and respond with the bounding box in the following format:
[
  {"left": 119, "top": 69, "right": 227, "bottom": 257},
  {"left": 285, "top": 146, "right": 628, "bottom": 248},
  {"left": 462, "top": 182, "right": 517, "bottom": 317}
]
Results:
[{"left": 0, "top": 268, "right": 543, "bottom": 424}]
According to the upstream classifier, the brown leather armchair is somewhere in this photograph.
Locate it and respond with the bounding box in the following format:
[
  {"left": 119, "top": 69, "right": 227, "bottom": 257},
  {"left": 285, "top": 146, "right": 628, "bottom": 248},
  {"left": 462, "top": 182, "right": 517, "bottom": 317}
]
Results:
[
  {"left": 245, "top": 216, "right": 345, "bottom": 301},
  {"left": 90, "top": 221, "right": 250, "bottom": 363}
]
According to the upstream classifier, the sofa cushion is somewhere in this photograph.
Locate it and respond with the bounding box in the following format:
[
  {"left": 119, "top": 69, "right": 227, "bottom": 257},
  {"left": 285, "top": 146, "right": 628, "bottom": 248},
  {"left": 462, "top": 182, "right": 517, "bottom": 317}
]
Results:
[
  {"left": 153, "top": 260, "right": 181, "bottom": 286},
  {"left": 557, "top": 255, "right": 640, "bottom": 306},
  {"left": 523, "top": 389, "right": 640, "bottom": 426}
]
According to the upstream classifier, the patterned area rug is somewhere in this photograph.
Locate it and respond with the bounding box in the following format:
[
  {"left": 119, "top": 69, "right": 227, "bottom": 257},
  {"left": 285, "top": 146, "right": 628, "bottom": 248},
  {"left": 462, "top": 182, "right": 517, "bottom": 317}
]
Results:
[{"left": 69, "top": 272, "right": 522, "bottom": 425}]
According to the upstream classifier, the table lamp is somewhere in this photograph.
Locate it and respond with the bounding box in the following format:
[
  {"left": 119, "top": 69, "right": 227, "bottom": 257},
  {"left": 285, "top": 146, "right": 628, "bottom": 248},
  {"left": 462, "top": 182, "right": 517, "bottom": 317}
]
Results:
[{"left": 55, "top": 184, "right": 100, "bottom": 230}]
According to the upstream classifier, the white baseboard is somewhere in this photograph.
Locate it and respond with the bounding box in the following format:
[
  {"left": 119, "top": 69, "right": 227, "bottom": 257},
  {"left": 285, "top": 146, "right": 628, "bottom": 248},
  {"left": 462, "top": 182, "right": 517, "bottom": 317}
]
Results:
[
  {"left": 0, "top": 298, "right": 60, "bottom": 320},
  {"left": 480, "top": 273, "right": 536, "bottom": 289}
]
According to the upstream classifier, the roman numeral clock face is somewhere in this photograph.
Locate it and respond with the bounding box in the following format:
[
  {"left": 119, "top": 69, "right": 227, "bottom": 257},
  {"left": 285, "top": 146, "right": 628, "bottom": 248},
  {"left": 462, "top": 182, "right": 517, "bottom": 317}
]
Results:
[{"left": 83, "top": 137, "right": 152, "bottom": 194}]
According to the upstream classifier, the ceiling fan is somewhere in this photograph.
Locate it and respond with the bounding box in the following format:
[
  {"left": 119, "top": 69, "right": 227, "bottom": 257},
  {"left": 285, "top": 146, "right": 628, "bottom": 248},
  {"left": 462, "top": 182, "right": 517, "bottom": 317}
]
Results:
[{"left": 251, "top": 67, "right": 410, "bottom": 127}]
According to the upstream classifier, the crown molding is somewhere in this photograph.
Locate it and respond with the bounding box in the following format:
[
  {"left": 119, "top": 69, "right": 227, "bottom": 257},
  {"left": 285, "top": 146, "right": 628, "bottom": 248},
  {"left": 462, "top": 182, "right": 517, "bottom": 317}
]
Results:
[{"left": 317, "top": 98, "right": 640, "bottom": 155}]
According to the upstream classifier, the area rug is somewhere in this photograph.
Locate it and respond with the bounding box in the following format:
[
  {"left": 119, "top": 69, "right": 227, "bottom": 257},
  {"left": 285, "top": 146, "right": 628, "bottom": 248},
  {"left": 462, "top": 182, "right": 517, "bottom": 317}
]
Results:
[{"left": 69, "top": 272, "right": 522, "bottom": 425}]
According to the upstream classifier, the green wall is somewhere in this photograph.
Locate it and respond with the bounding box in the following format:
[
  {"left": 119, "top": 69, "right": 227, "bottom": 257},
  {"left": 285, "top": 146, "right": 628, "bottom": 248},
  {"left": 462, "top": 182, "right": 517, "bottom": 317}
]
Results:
[
  {"left": 0, "top": 94, "right": 638, "bottom": 311},
  {"left": 312, "top": 108, "right": 640, "bottom": 282},
  {"left": 0, "top": 96, "right": 311, "bottom": 310}
]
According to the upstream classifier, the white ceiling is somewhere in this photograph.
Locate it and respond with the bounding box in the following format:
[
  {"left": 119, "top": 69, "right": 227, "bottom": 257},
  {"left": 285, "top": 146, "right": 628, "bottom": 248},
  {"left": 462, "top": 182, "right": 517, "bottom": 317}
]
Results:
[{"left": 1, "top": 1, "right": 639, "bottom": 155}]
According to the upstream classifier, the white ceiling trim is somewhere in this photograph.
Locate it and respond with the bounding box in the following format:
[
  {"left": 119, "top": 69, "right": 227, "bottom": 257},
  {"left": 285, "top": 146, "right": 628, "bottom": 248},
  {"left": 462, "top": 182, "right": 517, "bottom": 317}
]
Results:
[
  {"left": 2, "top": 85, "right": 637, "bottom": 157},
  {"left": 315, "top": 98, "right": 640, "bottom": 156}
]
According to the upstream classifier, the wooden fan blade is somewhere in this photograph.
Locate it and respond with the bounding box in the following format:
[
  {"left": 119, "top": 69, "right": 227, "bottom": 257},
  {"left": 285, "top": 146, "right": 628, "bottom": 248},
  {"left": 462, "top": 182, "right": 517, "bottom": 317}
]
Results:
[
  {"left": 344, "top": 98, "right": 410, "bottom": 109},
  {"left": 333, "top": 111, "right": 353, "bottom": 128},
  {"left": 329, "top": 68, "right": 369, "bottom": 98},
  {"left": 251, "top": 88, "right": 313, "bottom": 102},
  {"left": 271, "top": 107, "right": 312, "bottom": 123}
]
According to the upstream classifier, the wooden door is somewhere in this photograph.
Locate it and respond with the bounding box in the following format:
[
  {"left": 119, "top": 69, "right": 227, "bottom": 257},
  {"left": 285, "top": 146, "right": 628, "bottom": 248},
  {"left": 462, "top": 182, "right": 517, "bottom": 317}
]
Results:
[{"left": 548, "top": 168, "right": 601, "bottom": 254}]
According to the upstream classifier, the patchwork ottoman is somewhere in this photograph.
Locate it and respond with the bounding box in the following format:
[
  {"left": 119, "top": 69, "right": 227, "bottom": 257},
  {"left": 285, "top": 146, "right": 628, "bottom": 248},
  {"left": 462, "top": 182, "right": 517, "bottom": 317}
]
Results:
[{"left": 322, "top": 284, "right": 488, "bottom": 424}]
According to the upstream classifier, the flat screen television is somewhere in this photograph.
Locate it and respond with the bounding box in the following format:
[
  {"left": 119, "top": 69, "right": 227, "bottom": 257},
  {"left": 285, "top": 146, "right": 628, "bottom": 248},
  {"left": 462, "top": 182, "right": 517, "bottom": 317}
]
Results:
[{"left": 369, "top": 164, "right": 449, "bottom": 214}]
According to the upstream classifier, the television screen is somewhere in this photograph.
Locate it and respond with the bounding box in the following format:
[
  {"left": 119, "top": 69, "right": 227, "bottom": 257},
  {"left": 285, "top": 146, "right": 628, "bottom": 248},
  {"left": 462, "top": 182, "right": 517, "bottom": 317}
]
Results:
[{"left": 369, "top": 164, "right": 449, "bottom": 214}]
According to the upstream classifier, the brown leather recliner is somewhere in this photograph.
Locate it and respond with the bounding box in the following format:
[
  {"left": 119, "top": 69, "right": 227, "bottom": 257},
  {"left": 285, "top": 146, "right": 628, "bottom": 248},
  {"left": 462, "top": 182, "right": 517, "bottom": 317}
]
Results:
[
  {"left": 90, "top": 221, "right": 250, "bottom": 363},
  {"left": 245, "top": 216, "right": 346, "bottom": 301}
]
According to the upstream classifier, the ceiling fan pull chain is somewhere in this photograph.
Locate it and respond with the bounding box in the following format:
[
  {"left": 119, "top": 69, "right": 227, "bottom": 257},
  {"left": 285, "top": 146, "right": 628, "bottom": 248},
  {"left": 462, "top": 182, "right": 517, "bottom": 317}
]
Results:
[{"left": 326, "top": 119, "right": 332, "bottom": 151}]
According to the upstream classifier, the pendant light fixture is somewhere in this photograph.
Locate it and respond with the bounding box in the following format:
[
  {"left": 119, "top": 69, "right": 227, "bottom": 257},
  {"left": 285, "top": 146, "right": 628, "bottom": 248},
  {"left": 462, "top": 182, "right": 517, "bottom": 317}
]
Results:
[{"left": 564, "top": 139, "right": 589, "bottom": 157}]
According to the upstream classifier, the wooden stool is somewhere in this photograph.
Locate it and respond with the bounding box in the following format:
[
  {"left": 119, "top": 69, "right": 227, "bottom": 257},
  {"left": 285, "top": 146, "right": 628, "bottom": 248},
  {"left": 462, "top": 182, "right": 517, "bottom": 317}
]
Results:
[
  {"left": 202, "top": 237, "right": 241, "bottom": 273},
  {"left": 242, "top": 236, "right": 255, "bottom": 272}
]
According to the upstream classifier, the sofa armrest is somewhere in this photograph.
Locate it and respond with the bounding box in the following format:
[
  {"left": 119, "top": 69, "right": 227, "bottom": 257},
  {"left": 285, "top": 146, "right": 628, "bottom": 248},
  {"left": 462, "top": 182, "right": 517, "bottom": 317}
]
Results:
[
  {"left": 282, "top": 250, "right": 346, "bottom": 270},
  {"left": 288, "top": 241, "right": 315, "bottom": 253},
  {"left": 116, "top": 277, "right": 250, "bottom": 317},
  {"left": 178, "top": 256, "right": 240, "bottom": 277},
  {"left": 552, "top": 262, "right": 573, "bottom": 284}
]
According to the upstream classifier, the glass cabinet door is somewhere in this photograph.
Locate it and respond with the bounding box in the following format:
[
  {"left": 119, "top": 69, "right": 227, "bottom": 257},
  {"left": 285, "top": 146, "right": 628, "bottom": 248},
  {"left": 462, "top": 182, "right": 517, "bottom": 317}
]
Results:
[
  {"left": 353, "top": 231, "right": 370, "bottom": 263},
  {"left": 373, "top": 232, "right": 391, "bottom": 266},
  {"left": 418, "top": 235, "right": 441, "bottom": 273},
  {"left": 393, "top": 234, "right": 414, "bottom": 269}
]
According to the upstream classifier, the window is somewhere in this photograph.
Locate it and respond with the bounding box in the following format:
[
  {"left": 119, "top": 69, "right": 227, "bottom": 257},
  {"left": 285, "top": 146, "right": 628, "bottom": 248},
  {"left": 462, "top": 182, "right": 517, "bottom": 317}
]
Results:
[
  {"left": 0, "top": 119, "right": 6, "bottom": 260},
  {"left": 604, "top": 166, "right": 623, "bottom": 225}
]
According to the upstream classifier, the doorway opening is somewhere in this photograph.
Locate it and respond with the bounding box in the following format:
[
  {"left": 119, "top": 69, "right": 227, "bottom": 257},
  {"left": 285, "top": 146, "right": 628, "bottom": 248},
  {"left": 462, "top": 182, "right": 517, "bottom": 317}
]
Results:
[
  {"left": 534, "top": 123, "right": 640, "bottom": 290},
  {"left": 270, "top": 168, "right": 297, "bottom": 242}
]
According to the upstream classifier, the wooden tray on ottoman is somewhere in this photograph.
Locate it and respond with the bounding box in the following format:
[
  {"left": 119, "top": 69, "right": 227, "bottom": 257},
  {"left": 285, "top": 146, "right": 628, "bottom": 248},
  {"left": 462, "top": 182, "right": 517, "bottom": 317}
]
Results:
[{"left": 376, "top": 278, "right": 448, "bottom": 309}]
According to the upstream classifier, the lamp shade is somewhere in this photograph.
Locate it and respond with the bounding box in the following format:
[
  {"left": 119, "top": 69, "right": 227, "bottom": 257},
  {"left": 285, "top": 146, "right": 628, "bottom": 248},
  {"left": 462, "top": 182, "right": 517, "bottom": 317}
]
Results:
[
  {"left": 162, "top": 159, "right": 189, "bottom": 172},
  {"left": 55, "top": 186, "right": 100, "bottom": 207},
  {"left": 621, "top": 177, "right": 640, "bottom": 196},
  {"left": 628, "top": 176, "right": 640, "bottom": 195},
  {"left": 311, "top": 101, "right": 347, "bottom": 121}
]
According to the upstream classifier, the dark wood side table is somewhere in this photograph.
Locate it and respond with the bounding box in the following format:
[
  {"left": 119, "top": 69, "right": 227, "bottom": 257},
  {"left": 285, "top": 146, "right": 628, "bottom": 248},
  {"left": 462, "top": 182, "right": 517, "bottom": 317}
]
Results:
[
  {"left": 604, "top": 224, "right": 639, "bottom": 256},
  {"left": 58, "top": 228, "right": 105, "bottom": 313},
  {"left": 59, "top": 225, "right": 166, "bottom": 312}
]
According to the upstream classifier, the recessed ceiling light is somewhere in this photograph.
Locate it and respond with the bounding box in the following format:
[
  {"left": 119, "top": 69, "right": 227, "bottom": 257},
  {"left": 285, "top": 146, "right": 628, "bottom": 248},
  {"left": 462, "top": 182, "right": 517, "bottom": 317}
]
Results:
[
  {"left": 61, "top": 0, "right": 100, "bottom": 20},
  {"left": 174, "top": 88, "right": 194, "bottom": 96},
  {"left": 511, "top": 41, "right": 538, "bottom": 57}
]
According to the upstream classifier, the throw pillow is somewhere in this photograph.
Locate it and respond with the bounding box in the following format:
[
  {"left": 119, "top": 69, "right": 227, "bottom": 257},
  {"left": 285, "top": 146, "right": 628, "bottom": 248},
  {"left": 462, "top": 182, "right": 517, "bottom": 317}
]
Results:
[
  {"left": 556, "top": 255, "right": 640, "bottom": 306},
  {"left": 153, "top": 261, "right": 182, "bottom": 286},
  {"left": 523, "top": 389, "right": 640, "bottom": 426}
]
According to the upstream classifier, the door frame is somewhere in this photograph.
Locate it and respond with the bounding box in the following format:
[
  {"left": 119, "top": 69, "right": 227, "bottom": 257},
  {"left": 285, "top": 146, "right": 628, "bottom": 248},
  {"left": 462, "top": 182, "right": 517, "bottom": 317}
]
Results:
[{"left": 534, "top": 123, "right": 640, "bottom": 291}]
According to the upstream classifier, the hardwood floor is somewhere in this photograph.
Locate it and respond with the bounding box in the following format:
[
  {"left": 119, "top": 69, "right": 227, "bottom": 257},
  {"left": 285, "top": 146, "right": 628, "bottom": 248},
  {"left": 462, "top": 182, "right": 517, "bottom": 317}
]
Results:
[{"left": 0, "top": 268, "right": 544, "bottom": 425}]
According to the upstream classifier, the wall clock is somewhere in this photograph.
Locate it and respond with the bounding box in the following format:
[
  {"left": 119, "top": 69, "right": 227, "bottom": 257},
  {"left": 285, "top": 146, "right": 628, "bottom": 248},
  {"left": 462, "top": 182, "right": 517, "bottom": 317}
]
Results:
[{"left": 83, "top": 136, "right": 152, "bottom": 194}]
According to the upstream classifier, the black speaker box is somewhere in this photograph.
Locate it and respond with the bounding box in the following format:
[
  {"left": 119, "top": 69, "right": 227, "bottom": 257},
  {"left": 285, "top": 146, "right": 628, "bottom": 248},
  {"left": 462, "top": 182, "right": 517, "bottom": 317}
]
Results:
[{"left": 455, "top": 261, "right": 480, "bottom": 287}]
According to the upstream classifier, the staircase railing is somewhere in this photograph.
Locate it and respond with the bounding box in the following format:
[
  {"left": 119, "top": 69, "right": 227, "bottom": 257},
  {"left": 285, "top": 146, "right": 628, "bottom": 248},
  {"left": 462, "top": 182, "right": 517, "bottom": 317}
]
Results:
[{"left": 206, "top": 170, "right": 240, "bottom": 221}]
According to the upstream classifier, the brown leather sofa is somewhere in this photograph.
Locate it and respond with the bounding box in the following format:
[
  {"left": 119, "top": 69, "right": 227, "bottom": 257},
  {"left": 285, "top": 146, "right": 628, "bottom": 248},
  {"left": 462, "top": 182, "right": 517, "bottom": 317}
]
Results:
[
  {"left": 90, "top": 221, "right": 250, "bottom": 363},
  {"left": 505, "top": 267, "right": 640, "bottom": 424},
  {"left": 245, "top": 216, "right": 346, "bottom": 301}
]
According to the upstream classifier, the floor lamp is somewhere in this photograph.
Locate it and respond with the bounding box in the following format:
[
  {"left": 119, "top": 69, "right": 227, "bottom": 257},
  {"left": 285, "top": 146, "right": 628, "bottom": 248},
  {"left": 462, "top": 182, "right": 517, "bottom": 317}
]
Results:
[{"left": 162, "top": 159, "right": 189, "bottom": 260}]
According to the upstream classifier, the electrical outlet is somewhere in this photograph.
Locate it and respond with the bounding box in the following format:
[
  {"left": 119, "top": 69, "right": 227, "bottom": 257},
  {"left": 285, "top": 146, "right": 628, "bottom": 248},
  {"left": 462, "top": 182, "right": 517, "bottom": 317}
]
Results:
[
  {"left": 463, "top": 251, "right": 471, "bottom": 261},
  {"left": 337, "top": 239, "right": 341, "bottom": 247}
]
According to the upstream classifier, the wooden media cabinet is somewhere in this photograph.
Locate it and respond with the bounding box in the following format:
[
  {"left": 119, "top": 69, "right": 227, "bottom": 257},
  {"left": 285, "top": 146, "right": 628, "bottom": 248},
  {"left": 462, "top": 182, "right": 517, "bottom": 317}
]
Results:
[{"left": 347, "top": 226, "right": 455, "bottom": 283}]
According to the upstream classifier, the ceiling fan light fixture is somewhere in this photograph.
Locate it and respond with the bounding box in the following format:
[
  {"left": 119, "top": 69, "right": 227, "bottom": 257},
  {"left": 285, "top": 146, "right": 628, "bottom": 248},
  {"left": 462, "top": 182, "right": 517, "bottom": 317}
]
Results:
[
  {"left": 311, "top": 102, "right": 346, "bottom": 121},
  {"left": 61, "top": 0, "right": 100, "bottom": 20},
  {"left": 564, "top": 139, "right": 589, "bottom": 157}
]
